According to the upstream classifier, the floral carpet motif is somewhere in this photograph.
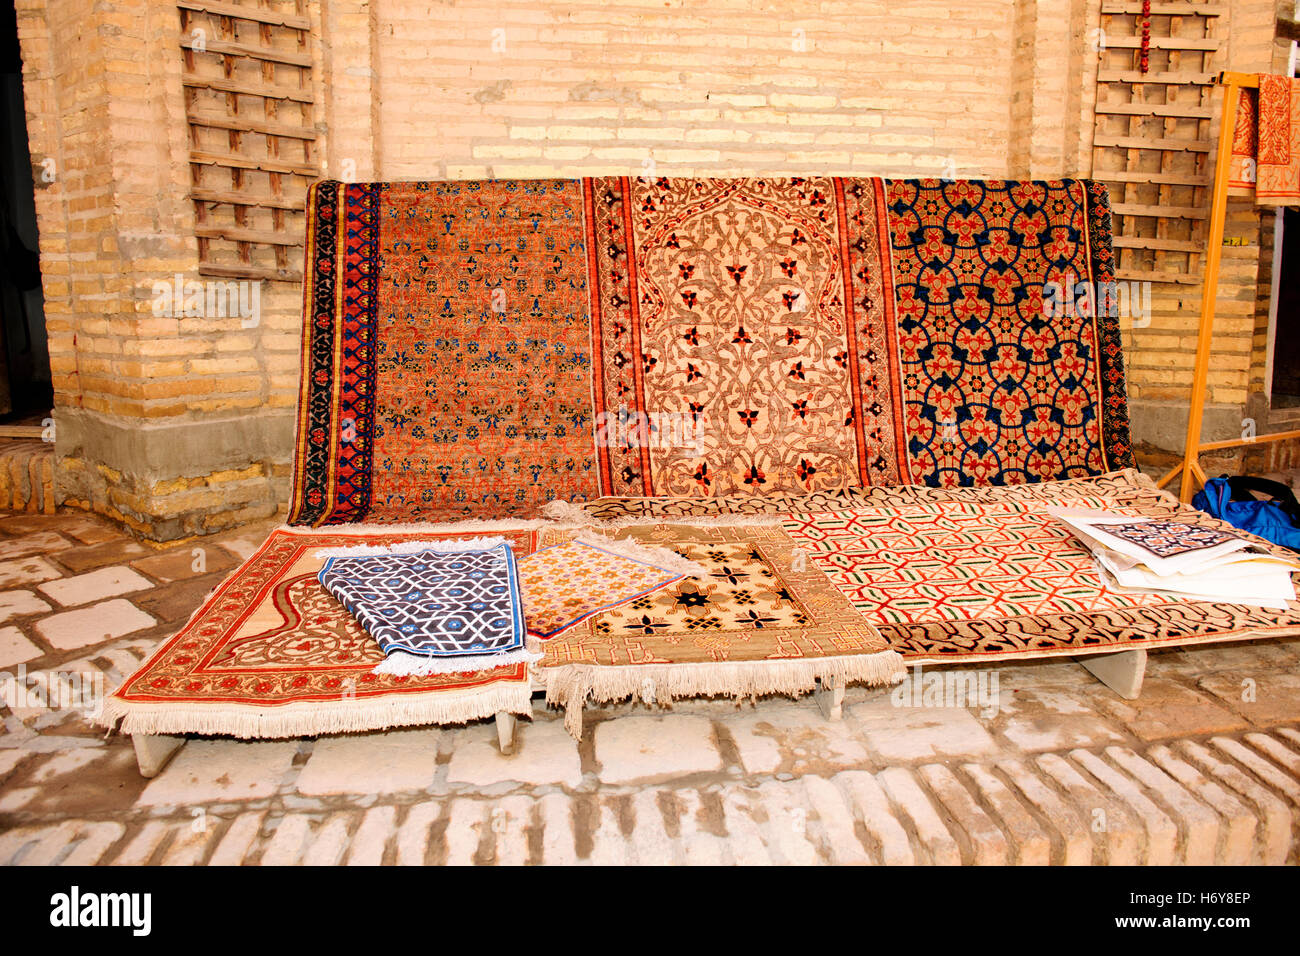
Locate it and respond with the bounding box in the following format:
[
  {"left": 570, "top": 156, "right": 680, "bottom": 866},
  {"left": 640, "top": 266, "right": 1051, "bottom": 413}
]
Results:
[
  {"left": 584, "top": 176, "right": 906, "bottom": 497},
  {"left": 886, "top": 179, "right": 1132, "bottom": 485}
]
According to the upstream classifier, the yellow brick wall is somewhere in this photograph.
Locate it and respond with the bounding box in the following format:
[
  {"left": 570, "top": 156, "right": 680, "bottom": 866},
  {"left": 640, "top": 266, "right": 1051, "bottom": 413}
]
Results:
[
  {"left": 316, "top": 0, "right": 1088, "bottom": 183},
  {"left": 12, "top": 0, "right": 1289, "bottom": 535}
]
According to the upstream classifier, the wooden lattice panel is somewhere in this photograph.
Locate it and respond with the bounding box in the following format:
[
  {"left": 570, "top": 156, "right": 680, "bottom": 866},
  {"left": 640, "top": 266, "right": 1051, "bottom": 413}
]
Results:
[
  {"left": 1091, "top": 1, "right": 1223, "bottom": 285},
  {"left": 178, "top": 0, "right": 317, "bottom": 283}
]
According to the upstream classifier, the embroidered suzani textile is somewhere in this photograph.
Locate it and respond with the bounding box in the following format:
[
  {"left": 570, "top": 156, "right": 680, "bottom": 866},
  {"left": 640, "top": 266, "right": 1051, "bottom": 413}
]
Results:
[
  {"left": 289, "top": 176, "right": 1133, "bottom": 524},
  {"left": 1229, "top": 75, "right": 1300, "bottom": 205}
]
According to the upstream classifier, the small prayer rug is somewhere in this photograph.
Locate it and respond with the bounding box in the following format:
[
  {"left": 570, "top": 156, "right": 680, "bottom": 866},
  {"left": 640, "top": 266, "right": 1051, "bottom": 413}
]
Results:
[
  {"left": 517, "top": 536, "right": 692, "bottom": 639},
  {"left": 319, "top": 538, "right": 534, "bottom": 675},
  {"left": 98, "top": 527, "right": 539, "bottom": 738},
  {"left": 534, "top": 522, "right": 907, "bottom": 734}
]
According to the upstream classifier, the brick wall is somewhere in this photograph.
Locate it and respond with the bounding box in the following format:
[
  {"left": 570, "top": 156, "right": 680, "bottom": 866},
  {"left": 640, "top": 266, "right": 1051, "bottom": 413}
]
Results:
[
  {"left": 13, "top": 0, "right": 1289, "bottom": 536},
  {"left": 15, "top": 0, "right": 302, "bottom": 537}
]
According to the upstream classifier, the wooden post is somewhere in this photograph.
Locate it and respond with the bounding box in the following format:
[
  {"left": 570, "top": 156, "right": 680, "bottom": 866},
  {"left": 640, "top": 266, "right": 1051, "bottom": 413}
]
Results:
[{"left": 1160, "top": 72, "right": 1269, "bottom": 502}]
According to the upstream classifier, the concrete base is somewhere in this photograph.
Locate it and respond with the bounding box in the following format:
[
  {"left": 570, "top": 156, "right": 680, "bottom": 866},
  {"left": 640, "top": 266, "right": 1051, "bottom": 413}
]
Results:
[
  {"left": 54, "top": 406, "right": 293, "bottom": 540},
  {"left": 132, "top": 734, "right": 188, "bottom": 778},
  {"left": 1077, "top": 649, "right": 1147, "bottom": 699},
  {"left": 815, "top": 676, "right": 845, "bottom": 720}
]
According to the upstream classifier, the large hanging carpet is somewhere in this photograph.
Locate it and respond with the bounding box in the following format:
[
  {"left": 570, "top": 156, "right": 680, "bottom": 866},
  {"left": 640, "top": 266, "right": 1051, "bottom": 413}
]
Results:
[
  {"left": 99, "top": 526, "right": 543, "bottom": 738},
  {"left": 289, "top": 177, "right": 1132, "bottom": 526}
]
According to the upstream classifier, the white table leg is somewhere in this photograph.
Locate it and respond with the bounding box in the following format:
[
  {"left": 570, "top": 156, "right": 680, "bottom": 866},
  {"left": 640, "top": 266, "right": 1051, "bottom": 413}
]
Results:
[{"left": 495, "top": 711, "right": 518, "bottom": 755}]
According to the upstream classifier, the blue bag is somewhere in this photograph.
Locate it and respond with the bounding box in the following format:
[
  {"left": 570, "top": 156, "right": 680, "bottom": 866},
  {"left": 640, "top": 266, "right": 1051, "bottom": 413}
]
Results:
[{"left": 1192, "top": 476, "right": 1300, "bottom": 552}]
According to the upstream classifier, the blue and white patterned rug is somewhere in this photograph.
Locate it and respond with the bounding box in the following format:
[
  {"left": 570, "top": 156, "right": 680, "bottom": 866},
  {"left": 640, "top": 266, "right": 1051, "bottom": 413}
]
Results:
[{"left": 318, "top": 537, "right": 537, "bottom": 675}]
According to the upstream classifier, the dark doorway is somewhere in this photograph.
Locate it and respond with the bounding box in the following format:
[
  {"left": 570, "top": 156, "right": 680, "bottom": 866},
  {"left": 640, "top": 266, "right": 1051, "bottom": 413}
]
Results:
[
  {"left": 0, "top": 0, "right": 50, "bottom": 423},
  {"left": 1271, "top": 208, "right": 1300, "bottom": 407}
]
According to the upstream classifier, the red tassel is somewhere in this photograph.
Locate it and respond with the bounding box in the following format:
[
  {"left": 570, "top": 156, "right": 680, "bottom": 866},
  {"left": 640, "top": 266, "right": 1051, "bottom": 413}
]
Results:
[{"left": 1139, "top": 0, "right": 1151, "bottom": 74}]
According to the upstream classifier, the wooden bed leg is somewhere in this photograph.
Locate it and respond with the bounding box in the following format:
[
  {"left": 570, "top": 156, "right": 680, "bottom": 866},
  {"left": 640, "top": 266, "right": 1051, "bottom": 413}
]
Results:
[
  {"left": 132, "top": 734, "right": 187, "bottom": 778},
  {"left": 1078, "top": 649, "right": 1147, "bottom": 700},
  {"left": 814, "top": 676, "right": 845, "bottom": 721},
  {"left": 495, "top": 712, "right": 518, "bottom": 756}
]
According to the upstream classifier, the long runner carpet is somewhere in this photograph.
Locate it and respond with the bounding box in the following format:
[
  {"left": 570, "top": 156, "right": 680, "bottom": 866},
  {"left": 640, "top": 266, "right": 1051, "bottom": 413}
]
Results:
[{"left": 559, "top": 469, "right": 1300, "bottom": 665}]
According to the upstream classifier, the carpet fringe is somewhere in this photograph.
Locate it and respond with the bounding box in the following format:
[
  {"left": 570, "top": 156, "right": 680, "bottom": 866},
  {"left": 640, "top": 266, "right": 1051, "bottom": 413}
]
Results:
[
  {"left": 373, "top": 646, "right": 542, "bottom": 676},
  {"left": 571, "top": 533, "right": 706, "bottom": 577},
  {"left": 540, "top": 499, "right": 602, "bottom": 525},
  {"left": 94, "top": 682, "right": 533, "bottom": 739},
  {"left": 627, "top": 512, "right": 787, "bottom": 529},
  {"left": 543, "top": 650, "right": 907, "bottom": 737},
  {"left": 315, "top": 535, "right": 509, "bottom": 558}
]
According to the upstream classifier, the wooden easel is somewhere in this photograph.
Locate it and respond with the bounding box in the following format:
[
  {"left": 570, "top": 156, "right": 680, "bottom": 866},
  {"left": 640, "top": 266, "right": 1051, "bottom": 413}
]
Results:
[{"left": 1159, "top": 71, "right": 1300, "bottom": 501}]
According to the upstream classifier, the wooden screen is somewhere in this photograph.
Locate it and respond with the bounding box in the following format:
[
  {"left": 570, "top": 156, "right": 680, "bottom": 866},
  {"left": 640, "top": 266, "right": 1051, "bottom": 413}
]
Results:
[
  {"left": 1091, "top": 1, "right": 1224, "bottom": 285},
  {"left": 178, "top": 0, "right": 317, "bottom": 283}
]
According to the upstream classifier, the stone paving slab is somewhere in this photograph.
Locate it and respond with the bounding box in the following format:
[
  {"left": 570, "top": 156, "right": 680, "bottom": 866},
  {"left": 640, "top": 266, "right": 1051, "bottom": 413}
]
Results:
[
  {"left": 39, "top": 566, "right": 153, "bottom": 607},
  {"left": 0, "top": 720, "right": 1295, "bottom": 866},
  {"left": 33, "top": 599, "right": 157, "bottom": 650}
]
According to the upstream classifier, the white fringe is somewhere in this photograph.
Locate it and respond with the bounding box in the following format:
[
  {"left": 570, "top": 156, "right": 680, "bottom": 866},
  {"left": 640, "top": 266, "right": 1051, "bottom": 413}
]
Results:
[
  {"left": 314, "top": 535, "right": 509, "bottom": 558},
  {"left": 373, "top": 646, "right": 542, "bottom": 676},
  {"left": 569, "top": 533, "right": 707, "bottom": 577},
  {"left": 543, "top": 649, "right": 907, "bottom": 737},
  {"left": 541, "top": 499, "right": 602, "bottom": 525},
  {"left": 281, "top": 516, "right": 582, "bottom": 535},
  {"left": 95, "top": 682, "right": 533, "bottom": 739},
  {"left": 624, "top": 512, "right": 788, "bottom": 529}
]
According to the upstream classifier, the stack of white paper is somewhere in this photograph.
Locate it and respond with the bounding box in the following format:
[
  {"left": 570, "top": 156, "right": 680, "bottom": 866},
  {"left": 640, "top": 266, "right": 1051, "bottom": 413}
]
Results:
[{"left": 1046, "top": 507, "right": 1299, "bottom": 610}]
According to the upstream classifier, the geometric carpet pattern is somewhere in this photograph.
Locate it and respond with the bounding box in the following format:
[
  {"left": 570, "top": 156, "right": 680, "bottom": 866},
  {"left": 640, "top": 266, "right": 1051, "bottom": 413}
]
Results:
[{"left": 782, "top": 497, "right": 1164, "bottom": 626}]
